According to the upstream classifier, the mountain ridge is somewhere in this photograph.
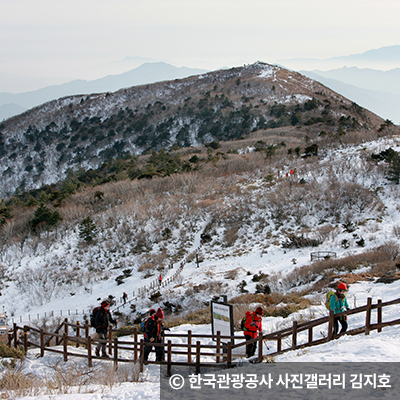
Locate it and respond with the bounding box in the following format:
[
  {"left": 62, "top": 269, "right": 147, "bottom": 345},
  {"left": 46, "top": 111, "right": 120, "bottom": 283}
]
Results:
[
  {"left": 0, "top": 62, "right": 208, "bottom": 120},
  {"left": 0, "top": 62, "right": 384, "bottom": 198}
]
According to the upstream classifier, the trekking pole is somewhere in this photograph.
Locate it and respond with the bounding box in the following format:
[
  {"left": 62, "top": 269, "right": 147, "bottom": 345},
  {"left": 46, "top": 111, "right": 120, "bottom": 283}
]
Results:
[{"left": 259, "top": 329, "right": 269, "bottom": 350}]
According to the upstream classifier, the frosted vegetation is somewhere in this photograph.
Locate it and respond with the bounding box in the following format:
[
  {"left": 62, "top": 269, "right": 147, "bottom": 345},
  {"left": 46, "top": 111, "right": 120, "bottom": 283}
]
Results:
[{"left": 0, "top": 122, "right": 399, "bottom": 321}]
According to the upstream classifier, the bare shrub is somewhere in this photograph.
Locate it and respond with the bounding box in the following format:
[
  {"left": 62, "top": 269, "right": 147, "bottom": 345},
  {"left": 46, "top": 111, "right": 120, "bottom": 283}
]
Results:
[
  {"left": 223, "top": 225, "right": 240, "bottom": 247},
  {"left": 137, "top": 262, "right": 156, "bottom": 273},
  {"left": 393, "top": 225, "right": 400, "bottom": 239},
  {"left": 224, "top": 268, "right": 244, "bottom": 280},
  {"left": 377, "top": 241, "right": 400, "bottom": 261},
  {"left": 232, "top": 303, "right": 253, "bottom": 330},
  {"left": 167, "top": 306, "right": 211, "bottom": 327},
  {"left": 0, "top": 370, "right": 43, "bottom": 399},
  {"left": 229, "top": 293, "right": 263, "bottom": 304},
  {"left": 314, "top": 225, "right": 337, "bottom": 242}
]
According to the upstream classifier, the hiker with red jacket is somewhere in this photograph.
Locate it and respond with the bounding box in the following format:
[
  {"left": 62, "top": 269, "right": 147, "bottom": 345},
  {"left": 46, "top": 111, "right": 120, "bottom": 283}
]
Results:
[
  {"left": 144, "top": 307, "right": 167, "bottom": 362},
  {"left": 330, "top": 282, "right": 350, "bottom": 337},
  {"left": 94, "top": 300, "right": 117, "bottom": 358},
  {"left": 243, "top": 306, "right": 263, "bottom": 358}
]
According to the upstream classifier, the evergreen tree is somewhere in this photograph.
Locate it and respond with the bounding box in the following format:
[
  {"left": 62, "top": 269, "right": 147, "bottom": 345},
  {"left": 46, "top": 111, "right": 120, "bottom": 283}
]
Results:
[
  {"left": 386, "top": 152, "right": 400, "bottom": 184},
  {"left": 79, "top": 216, "right": 98, "bottom": 243},
  {"left": 79, "top": 217, "right": 98, "bottom": 243},
  {"left": 31, "top": 203, "right": 62, "bottom": 231}
]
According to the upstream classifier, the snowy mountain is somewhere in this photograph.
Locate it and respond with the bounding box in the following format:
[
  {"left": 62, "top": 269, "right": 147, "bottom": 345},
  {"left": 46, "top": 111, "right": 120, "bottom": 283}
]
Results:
[
  {"left": 1, "top": 61, "right": 400, "bottom": 400},
  {"left": 0, "top": 62, "right": 384, "bottom": 198}
]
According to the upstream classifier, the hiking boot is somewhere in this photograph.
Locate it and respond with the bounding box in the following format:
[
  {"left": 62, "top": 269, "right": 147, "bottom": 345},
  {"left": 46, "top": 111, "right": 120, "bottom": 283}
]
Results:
[
  {"left": 101, "top": 354, "right": 110, "bottom": 359},
  {"left": 95, "top": 350, "right": 100, "bottom": 357}
]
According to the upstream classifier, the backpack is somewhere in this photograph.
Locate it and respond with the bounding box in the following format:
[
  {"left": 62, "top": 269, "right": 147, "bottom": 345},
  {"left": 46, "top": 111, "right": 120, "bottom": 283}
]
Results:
[
  {"left": 90, "top": 306, "right": 101, "bottom": 328},
  {"left": 325, "top": 291, "right": 336, "bottom": 310},
  {"left": 240, "top": 316, "right": 248, "bottom": 331},
  {"left": 140, "top": 316, "right": 151, "bottom": 333}
]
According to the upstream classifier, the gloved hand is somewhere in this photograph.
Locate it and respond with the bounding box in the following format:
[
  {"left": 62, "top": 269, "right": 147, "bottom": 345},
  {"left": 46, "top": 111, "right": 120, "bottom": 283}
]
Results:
[{"left": 250, "top": 322, "right": 256, "bottom": 327}]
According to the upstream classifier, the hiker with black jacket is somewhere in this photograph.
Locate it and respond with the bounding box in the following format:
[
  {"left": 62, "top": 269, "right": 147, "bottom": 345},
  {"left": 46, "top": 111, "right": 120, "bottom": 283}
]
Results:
[
  {"left": 94, "top": 300, "right": 117, "bottom": 358},
  {"left": 144, "top": 307, "right": 168, "bottom": 362}
]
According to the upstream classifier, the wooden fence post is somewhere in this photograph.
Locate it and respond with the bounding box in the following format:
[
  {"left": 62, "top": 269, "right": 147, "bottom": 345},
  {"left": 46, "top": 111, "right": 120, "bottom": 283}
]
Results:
[
  {"left": 108, "top": 329, "right": 113, "bottom": 355},
  {"left": 64, "top": 318, "right": 68, "bottom": 337},
  {"left": 196, "top": 341, "right": 201, "bottom": 374},
  {"left": 277, "top": 334, "right": 282, "bottom": 352},
  {"left": 85, "top": 320, "right": 89, "bottom": 339},
  {"left": 292, "top": 320, "right": 298, "bottom": 349},
  {"left": 377, "top": 299, "right": 382, "bottom": 333},
  {"left": 63, "top": 333, "right": 68, "bottom": 362},
  {"left": 139, "top": 339, "right": 144, "bottom": 373},
  {"left": 13, "top": 323, "right": 18, "bottom": 348},
  {"left": 133, "top": 328, "right": 138, "bottom": 361},
  {"left": 167, "top": 340, "right": 172, "bottom": 377},
  {"left": 188, "top": 330, "right": 192, "bottom": 363},
  {"left": 87, "top": 336, "right": 92, "bottom": 368},
  {"left": 23, "top": 326, "right": 28, "bottom": 353},
  {"left": 216, "top": 331, "right": 220, "bottom": 363},
  {"left": 258, "top": 334, "right": 263, "bottom": 362},
  {"left": 40, "top": 329, "right": 45, "bottom": 357},
  {"left": 76, "top": 321, "right": 80, "bottom": 348},
  {"left": 113, "top": 337, "right": 118, "bottom": 369},
  {"left": 328, "top": 310, "right": 334, "bottom": 340},
  {"left": 308, "top": 327, "right": 313, "bottom": 344},
  {"left": 365, "top": 297, "right": 372, "bottom": 335},
  {"left": 227, "top": 341, "right": 232, "bottom": 368}
]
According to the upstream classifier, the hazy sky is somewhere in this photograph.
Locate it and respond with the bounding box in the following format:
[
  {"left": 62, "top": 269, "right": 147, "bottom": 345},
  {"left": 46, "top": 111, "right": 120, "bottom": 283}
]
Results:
[{"left": 1, "top": 0, "right": 399, "bottom": 92}]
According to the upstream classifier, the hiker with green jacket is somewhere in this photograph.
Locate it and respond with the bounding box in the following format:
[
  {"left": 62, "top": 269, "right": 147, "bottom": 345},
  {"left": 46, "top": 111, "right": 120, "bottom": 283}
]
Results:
[{"left": 330, "top": 282, "right": 350, "bottom": 337}]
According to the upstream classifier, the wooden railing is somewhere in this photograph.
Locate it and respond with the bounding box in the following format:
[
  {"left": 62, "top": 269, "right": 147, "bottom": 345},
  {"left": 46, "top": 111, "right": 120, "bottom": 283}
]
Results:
[{"left": 8, "top": 297, "right": 400, "bottom": 376}]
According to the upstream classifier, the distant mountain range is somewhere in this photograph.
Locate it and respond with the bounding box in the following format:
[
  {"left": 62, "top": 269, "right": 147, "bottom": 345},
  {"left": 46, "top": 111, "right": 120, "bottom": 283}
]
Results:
[
  {"left": 0, "top": 62, "right": 208, "bottom": 121},
  {"left": 1, "top": 46, "right": 399, "bottom": 125},
  {"left": 301, "top": 67, "right": 400, "bottom": 124},
  {"left": 278, "top": 45, "right": 400, "bottom": 71}
]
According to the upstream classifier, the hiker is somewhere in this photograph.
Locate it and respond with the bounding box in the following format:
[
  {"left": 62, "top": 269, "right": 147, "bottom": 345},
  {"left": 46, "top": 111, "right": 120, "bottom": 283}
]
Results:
[
  {"left": 143, "top": 308, "right": 156, "bottom": 341},
  {"left": 330, "top": 282, "right": 350, "bottom": 337},
  {"left": 158, "top": 274, "right": 162, "bottom": 286},
  {"left": 243, "top": 306, "right": 263, "bottom": 358},
  {"left": 94, "top": 300, "right": 117, "bottom": 358},
  {"left": 122, "top": 292, "right": 128, "bottom": 304},
  {"left": 144, "top": 307, "right": 166, "bottom": 362}
]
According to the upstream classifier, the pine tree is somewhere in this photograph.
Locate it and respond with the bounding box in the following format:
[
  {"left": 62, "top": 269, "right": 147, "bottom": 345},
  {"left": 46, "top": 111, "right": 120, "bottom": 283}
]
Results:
[
  {"left": 386, "top": 152, "right": 400, "bottom": 184},
  {"left": 31, "top": 203, "right": 62, "bottom": 231},
  {"left": 79, "top": 216, "right": 98, "bottom": 243}
]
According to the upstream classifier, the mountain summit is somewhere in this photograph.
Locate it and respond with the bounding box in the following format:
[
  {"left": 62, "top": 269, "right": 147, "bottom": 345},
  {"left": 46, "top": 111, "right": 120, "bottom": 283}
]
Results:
[{"left": 0, "top": 62, "right": 383, "bottom": 198}]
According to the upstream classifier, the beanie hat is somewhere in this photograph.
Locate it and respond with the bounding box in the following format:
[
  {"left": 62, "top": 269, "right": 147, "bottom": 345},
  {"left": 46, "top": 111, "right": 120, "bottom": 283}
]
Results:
[
  {"left": 101, "top": 300, "right": 110, "bottom": 307},
  {"left": 149, "top": 309, "right": 156, "bottom": 315},
  {"left": 155, "top": 308, "right": 164, "bottom": 319},
  {"left": 255, "top": 307, "right": 264, "bottom": 316}
]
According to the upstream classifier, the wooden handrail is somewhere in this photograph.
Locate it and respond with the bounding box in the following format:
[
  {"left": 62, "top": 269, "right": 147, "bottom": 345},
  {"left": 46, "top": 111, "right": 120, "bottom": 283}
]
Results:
[{"left": 8, "top": 296, "right": 400, "bottom": 375}]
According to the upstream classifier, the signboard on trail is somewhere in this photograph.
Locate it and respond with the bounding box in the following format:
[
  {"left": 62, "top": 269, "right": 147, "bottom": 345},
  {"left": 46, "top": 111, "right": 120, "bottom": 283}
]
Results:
[{"left": 211, "top": 299, "right": 233, "bottom": 344}]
